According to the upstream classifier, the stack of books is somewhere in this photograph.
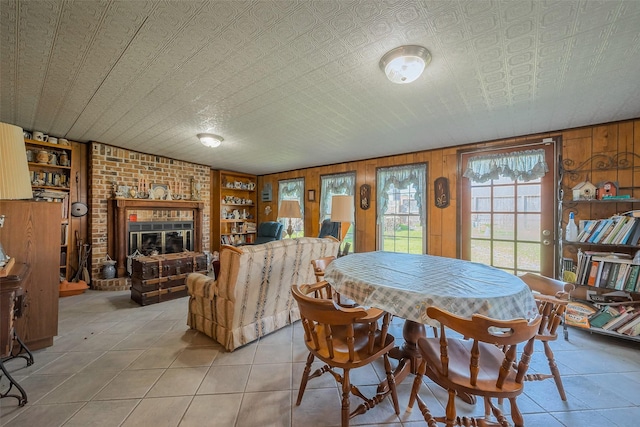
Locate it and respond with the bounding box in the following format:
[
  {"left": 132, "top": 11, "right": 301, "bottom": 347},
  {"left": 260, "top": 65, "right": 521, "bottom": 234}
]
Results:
[
  {"left": 576, "top": 215, "right": 640, "bottom": 246},
  {"left": 576, "top": 255, "right": 640, "bottom": 292},
  {"left": 589, "top": 305, "right": 640, "bottom": 336}
]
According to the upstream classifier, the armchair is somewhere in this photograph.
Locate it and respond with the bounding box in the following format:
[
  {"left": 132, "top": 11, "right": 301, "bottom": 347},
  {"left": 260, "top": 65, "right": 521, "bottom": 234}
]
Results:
[
  {"left": 318, "top": 218, "right": 340, "bottom": 239},
  {"left": 254, "top": 221, "right": 284, "bottom": 244}
]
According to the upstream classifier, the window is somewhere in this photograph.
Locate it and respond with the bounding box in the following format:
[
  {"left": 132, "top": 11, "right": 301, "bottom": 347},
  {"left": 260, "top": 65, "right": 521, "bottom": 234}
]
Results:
[
  {"left": 278, "top": 178, "right": 304, "bottom": 238},
  {"left": 320, "top": 172, "right": 355, "bottom": 252},
  {"left": 377, "top": 164, "right": 427, "bottom": 254}
]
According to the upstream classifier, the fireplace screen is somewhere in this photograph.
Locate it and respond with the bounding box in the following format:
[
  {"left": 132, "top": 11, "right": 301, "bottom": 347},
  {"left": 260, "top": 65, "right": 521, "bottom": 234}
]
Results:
[{"left": 129, "top": 221, "right": 193, "bottom": 256}]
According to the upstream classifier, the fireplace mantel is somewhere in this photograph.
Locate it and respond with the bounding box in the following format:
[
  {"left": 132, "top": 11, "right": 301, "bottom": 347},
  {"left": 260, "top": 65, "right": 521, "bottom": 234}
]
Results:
[{"left": 108, "top": 198, "right": 205, "bottom": 277}]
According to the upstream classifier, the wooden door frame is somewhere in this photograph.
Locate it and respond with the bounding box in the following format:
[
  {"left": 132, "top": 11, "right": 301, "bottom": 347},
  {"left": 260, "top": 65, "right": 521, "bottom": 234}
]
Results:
[{"left": 456, "top": 137, "right": 561, "bottom": 277}]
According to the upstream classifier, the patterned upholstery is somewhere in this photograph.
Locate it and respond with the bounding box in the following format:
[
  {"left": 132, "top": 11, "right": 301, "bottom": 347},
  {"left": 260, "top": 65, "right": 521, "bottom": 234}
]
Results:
[{"left": 186, "top": 237, "right": 341, "bottom": 351}]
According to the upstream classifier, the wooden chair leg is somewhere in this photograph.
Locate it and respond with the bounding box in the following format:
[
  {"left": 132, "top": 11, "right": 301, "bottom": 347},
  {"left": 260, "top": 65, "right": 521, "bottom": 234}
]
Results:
[
  {"left": 383, "top": 354, "right": 400, "bottom": 415},
  {"left": 407, "top": 359, "right": 426, "bottom": 411},
  {"left": 544, "top": 341, "right": 567, "bottom": 401},
  {"left": 508, "top": 397, "right": 524, "bottom": 427},
  {"left": 296, "top": 352, "right": 314, "bottom": 405}
]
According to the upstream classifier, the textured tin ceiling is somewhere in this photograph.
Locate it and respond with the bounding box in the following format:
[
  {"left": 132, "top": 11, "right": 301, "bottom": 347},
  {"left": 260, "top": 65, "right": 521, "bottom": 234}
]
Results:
[{"left": 2, "top": 0, "right": 640, "bottom": 175}]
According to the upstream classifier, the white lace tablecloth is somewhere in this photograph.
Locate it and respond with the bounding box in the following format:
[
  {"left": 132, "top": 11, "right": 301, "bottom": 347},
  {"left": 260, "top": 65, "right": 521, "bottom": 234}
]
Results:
[{"left": 324, "top": 252, "right": 538, "bottom": 325}]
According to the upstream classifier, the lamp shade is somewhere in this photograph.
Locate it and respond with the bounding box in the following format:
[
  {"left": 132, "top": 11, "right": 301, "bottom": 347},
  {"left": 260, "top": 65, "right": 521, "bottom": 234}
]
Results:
[
  {"left": 279, "top": 200, "right": 302, "bottom": 219},
  {"left": 0, "top": 122, "right": 32, "bottom": 200},
  {"left": 330, "top": 195, "right": 354, "bottom": 223}
]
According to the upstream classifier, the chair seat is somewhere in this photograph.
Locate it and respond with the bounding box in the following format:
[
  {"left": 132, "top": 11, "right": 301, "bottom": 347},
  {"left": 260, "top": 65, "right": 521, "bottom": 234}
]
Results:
[
  {"left": 305, "top": 323, "right": 395, "bottom": 368},
  {"left": 420, "top": 338, "right": 523, "bottom": 398}
]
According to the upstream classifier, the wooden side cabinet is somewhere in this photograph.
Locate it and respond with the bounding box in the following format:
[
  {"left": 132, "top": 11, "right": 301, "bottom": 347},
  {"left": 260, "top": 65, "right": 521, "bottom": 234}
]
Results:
[{"left": 0, "top": 201, "right": 59, "bottom": 350}]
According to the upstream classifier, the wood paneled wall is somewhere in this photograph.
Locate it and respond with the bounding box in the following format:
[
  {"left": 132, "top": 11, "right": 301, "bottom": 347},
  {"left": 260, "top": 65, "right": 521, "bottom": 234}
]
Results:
[{"left": 258, "top": 118, "right": 640, "bottom": 257}]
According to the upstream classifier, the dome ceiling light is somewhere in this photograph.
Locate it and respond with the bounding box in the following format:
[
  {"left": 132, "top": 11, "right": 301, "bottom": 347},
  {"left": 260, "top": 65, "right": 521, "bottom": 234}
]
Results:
[
  {"left": 379, "top": 45, "right": 431, "bottom": 84},
  {"left": 197, "top": 133, "right": 223, "bottom": 148}
]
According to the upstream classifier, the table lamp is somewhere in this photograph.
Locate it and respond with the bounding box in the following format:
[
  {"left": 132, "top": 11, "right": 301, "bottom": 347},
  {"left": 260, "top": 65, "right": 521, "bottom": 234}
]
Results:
[
  {"left": 330, "top": 195, "right": 354, "bottom": 242},
  {"left": 279, "top": 200, "right": 302, "bottom": 238},
  {"left": 0, "top": 122, "right": 33, "bottom": 268}
]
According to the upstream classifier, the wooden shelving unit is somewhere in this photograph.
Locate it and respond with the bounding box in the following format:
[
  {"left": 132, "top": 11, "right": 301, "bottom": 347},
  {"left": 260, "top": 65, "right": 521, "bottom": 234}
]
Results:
[
  {"left": 24, "top": 139, "right": 75, "bottom": 281},
  {"left": 211, "top": 170, "right": 257, "bottom": 252},
  {"left": 560, "top": 151, "right": 640, "bottom": 341}
]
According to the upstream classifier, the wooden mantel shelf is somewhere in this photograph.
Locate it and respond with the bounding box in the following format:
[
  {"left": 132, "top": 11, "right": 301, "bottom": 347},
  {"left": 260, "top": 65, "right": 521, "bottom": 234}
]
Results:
[
  {"left": 108, "top": 199, "right": 205, "bottom": 277},
  {"left": 112, "top": 198, "right": 205, "bottom": 209}
]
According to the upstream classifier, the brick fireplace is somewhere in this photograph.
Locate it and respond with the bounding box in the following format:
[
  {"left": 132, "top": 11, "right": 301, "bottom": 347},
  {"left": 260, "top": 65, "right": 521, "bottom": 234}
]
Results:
[
  {"left": 108, "top": 198, "right": 204, "bottom": 277},
  {"left": 89, "top": 143, "right": 210, "bottom": 290}
]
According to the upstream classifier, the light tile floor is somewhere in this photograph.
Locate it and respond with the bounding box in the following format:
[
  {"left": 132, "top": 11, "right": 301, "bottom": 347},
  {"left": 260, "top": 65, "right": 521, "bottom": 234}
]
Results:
[{"left": 1, "top": 290, "right": 639, "bottom": 426}]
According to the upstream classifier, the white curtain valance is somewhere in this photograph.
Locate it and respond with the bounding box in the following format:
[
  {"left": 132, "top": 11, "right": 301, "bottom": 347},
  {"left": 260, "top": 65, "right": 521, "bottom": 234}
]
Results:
[
  {"left": 278, "top": 178, "right": 304, "bottom": 215},
  {"left": 320, "top": 173, "right": 355, "bottom": 221},
  {"left": 462, "top": 149, "right": 548, "bottom": 183},
  {"left": 377, "top": 164, "right": 426, "bottom": 226}
]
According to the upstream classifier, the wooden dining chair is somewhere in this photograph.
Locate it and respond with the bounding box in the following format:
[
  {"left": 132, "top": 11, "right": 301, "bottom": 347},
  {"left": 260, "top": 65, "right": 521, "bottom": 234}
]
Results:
[
  {"left": 292, "top": 283, "right": 400, "bottom": 427},
  {"left": 311, "top": 256, "right": 358, "bottom": 306},
  {"left": 518, "top": 272, "right": 575, "bottom": 401},
  {"left": 407, "top": 306, "right": 541, "bottom": 427}
]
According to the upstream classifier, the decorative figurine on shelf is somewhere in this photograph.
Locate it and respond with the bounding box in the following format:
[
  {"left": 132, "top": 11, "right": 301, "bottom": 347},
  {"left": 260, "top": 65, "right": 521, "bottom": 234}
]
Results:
[
  {"left": 166, "top": 186, "right": 173, "bottom": 201},
  {"left": 572, "top": 180, "right": 597, "bottom": 201},
  {"left": 112, "top": 181, "right": 124, "bottom": 199},
  {"left": 129, "top": 187, "right": 137, "bottom": 199},
  {"left": 191, "top": 177, "right": 201, "bottom": 200},
  {"left": 596, "top": 180, "right": 618, "bottom": 199}
]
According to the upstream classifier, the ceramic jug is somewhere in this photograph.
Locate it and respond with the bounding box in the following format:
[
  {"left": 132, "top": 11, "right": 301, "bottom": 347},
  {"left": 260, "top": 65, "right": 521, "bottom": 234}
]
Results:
[
  {"left": 59, "top": 152, "right": 69, "bottom": 166},
  {"left": 48, "top": 153, "right": 58, "bottom": 165},
  {"left": 36, "top": 150, "right": 49, "bottom": 164}
]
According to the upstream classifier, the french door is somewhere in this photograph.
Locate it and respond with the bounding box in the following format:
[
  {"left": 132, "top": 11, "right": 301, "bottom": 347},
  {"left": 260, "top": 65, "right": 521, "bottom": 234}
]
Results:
[{"left": 460, "top": 142, "right": 557, "bottom": 277}]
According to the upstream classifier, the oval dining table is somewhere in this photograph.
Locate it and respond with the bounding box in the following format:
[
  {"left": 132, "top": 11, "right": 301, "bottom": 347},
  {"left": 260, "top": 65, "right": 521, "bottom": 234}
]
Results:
[{"left": 323, "top": 251, "right": 539, "bottom": 398}]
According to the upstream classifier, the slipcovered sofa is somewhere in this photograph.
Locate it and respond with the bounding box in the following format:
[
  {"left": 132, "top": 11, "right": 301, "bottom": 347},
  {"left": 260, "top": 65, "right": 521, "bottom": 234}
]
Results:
[{"left": 186, "top": 237, "right": 340, "bottom": 351}]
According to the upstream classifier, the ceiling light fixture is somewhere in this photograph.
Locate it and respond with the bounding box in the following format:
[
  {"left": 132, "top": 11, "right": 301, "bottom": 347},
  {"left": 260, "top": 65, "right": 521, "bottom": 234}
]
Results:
[
  {"left": 379, "top": 45, "right": 431, "bottom": 84},
  {"left": 197, "top": 133, "right": 223, "bottom": 148}
]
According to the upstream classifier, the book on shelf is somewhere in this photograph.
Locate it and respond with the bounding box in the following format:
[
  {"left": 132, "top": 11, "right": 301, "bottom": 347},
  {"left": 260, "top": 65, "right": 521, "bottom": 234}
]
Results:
[
  {"left": 601, "top": 307, "right": 636, "bottom": 331},
  {"left": 605, "top": 263, "right": 620, "bottom": 288},
  {"left": 614, "top": 262, "right": 630, "bottom": 290},
  {"left": 577, "top": 220, "right": 596, "bottom": 242},
  {"left": 565, "top": 301, "right": 598, "bottom": 328},
  {"left": 627, "top": 220, "right": 640, "bottom": 246},
  {"left": 588, "top": 306, "right": 620, "bottom": 328},
  {"left": 586, "top": 260, "right": 601, "bottom": 286},
  {"left": 600, "top": 216, "right": 627, "bottom": 244},
  {"left": 624, "top": 265, "right": 640, "bottom": 292},
  {"left": 592, "top": 219, "right": 615, "bottom": 243},
  {"left": 618, "top": 313, "right": 640, "bottom": 336},
  {"left": 615, "top": 217, "right": 639, "bottom": 244},
  {"left": 596, "top": 261, "right": 612, "bottom": 287},
  {"left": 587, "top": 219, "right": 610, "bottom": 243}
]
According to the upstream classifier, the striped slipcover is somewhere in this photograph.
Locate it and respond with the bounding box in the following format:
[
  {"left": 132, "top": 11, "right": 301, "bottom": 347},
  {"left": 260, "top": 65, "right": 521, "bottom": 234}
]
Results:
[{"left": 186, "top": 237, "right": 340, "bottom": 351}]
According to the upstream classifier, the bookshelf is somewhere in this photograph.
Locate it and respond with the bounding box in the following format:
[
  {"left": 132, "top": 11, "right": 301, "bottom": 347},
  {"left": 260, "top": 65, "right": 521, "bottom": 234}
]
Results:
[
  {"left": 560, "top": 152, "right": 640, "bottom": 342},
  {"left": 211, "top": 170, "right": 257, "bottom": 252},
  {"left": 24, "top": 138, "right": 75, "bottom": 280}
]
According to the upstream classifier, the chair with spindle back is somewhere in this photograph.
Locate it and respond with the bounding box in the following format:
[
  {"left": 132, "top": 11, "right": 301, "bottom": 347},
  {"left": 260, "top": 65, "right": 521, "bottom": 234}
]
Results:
[
  {"left": 292, "top": 283, "right": 400, "bottom": 427},
  {"left": 518, "top": 272, "right": 575, "bottom": 401},
  {"left": 407, "top": 306, "right": 541, "bottom": 427}
]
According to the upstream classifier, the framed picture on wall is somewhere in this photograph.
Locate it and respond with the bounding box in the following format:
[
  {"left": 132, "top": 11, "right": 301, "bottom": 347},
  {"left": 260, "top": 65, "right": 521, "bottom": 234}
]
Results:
[{"left": 308, "top": 189, "right": 315, "bottom": 201}]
